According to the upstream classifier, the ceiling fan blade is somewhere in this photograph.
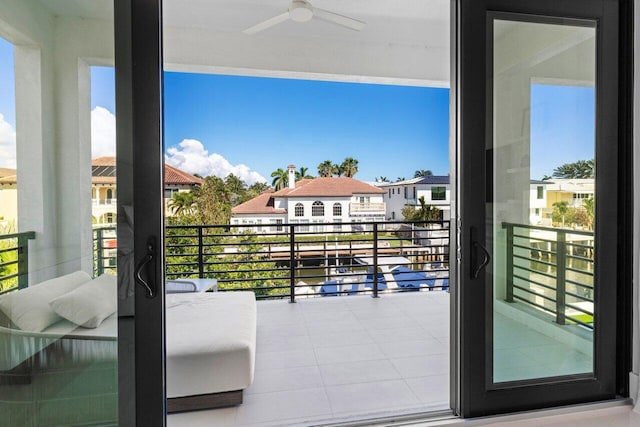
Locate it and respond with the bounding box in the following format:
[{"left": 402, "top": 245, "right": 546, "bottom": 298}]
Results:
[
  {"left": 313, "top": 8, "right": 365, "bottom": 31},
  {"left": 243, "top": 12, "right": 290, "bottom": 35}
]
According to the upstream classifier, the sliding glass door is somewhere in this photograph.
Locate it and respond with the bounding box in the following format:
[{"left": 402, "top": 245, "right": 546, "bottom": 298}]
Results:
[{"left": 455, "top": 0, "right": 626, "bottom": 416}]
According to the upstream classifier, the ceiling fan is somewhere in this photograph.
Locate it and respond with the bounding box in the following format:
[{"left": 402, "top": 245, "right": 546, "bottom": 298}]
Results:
[{"left": 243, "top": 0, "right": 366, "bottom": 35}]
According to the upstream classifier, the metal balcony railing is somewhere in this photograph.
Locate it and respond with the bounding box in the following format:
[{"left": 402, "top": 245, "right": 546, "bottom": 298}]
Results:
[
  {"left": 0, "top": 231, "right": 36, "bottom": 294},
  {"left": 93, "top": 220, "right": 450, "bottom": 300},
  {"left": 503, "top": 222, "right": 594, "bottom": 329}
]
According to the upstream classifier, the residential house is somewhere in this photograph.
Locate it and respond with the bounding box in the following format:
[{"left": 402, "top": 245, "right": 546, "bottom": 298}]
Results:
[
  {"left": 379, "top": 176, "right": 452, "bottom": 221},
  {"left": 91, "top": 157, "right": 203, "bottom": 224},
  {"left": 231, "top": 165, "right": 385, "bottom": 232},
  {"left": 0, "top": 167, "right": 17, "bottom": 229}
]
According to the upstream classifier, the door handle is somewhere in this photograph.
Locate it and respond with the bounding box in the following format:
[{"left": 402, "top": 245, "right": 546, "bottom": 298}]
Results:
[
  {"left": 472, "top": 241, "right": 491, "bottom": 279},
  {"left": 134, "top": 237, "right": 156, "bottom": 298},
  {"left": 470, "top": 227, "right": 491, "bottom": 279}
]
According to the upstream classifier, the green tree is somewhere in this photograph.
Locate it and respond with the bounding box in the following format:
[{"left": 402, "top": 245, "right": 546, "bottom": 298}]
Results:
[
  {"left": 295, "top": 167, "right": 313, "bottom": 180},
  {"left": 168, "top": 191, "right": 196, "bottom": 216},
  {"left": 395, "top": 177, "right": 405, "bottom": 182},
  {"left": 414, "top": 169, "right": 433, "bottom": 178},
  {"left": 332, "top": 163, "right": 342, "bottom": 177},
  {"left": 552, "top": 201, "right": 569, "bottom": 228},
  {"left": 583, "top": 197, "right": 595, "bottom": 230},
  {"left": 402, "top": 196, "right": 441, "bottom": 221},
  {"left": 270, "top": 168, "right": 288, "bottom": 190},
  {"left": 340, "top": 157, "right": 359, "bottom": 178},
  {"left": 224, "top": 174, "right": 247, "bottom": 206},
  {"left": 376, "top": 176, "right": 389, "bottom": 183},
  {"left": 552, "top": 159, "right": 594, "bottom": 179},
  {"left": 317, "top": 160, "right": 334, "bottom": 177},
  {"left": 192, "top": 176, "right": 232, "bottom": 224}
]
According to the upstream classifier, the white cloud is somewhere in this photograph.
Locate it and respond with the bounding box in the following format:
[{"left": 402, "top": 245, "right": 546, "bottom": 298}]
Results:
[
  {"left": 0, "top": 113, "right": 16, "bottom": 169},
  {"left": 91, "top": 106, "right": 116, "bottom": 158},
  {"left": 165, "top": 139, "right": 267, "bottom": 185}
]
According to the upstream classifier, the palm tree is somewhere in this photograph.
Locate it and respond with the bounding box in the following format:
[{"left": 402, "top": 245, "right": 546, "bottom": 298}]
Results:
[
  {"left": 296, "top": 167, "right": 313, "bottom": 180},
  {"left": 553, "top": 201, "right": 569, "bottom": 228},
  {"left": 552, "top": 159, "right": 594, "bottom": 179},
  {"left": 340, "top": 157, "right": 358, "bottom": 178},
  {"left": 376, "top": 176, "right": 389, "bottom": 183},
  {"left": 414, "top": 169, "right": 433, "bottom": 178},
  {"left": 415, "top": 196, "right": 441, "bottom": 221},
  {"left": 332, "top": 163, "right": 343, "bottom": 177},
  {"left": 396, "top": 177, "right": 405, "bottom": 182},
  {"left": 317, "top": 160, "right": 334, "bottom": 177},
  {"left": 168, "top": 191, "right": 195, "bottom": 216},
  {"left": 583, "top": 197, "right": 595, "bottom": 230},
  {"left": 270, "top": 168, "right": 288, "bottom": 191}
]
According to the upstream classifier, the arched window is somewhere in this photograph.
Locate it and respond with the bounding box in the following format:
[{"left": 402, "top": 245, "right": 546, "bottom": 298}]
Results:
[
  {"left": 294, "top": 203, "right": 304, "bottom": 217},
  {"left": 106, "top": 189, "right": 113, "bottom": 200},
  {"left": 333, "top": 203, "right": 342, "bottom": 216},
  {"left": 312, "top": 201, "right": 324, "bottom": 217}
]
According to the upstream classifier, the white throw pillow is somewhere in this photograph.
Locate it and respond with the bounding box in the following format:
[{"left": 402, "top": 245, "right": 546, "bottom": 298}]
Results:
[
  {"left": 49, "top": 274, "right": 117, "bottom": 328},
  {"left": 0, "top": 271, "right": 92, "bottom": 332}
]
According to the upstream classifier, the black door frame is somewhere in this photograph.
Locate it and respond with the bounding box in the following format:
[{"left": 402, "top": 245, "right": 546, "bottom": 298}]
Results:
[
  {"left": 454, "top": 0, "right": 633, "bottom": 417},
  {"left": 115, "top": 0, "right": 166, "bottom": 425}
]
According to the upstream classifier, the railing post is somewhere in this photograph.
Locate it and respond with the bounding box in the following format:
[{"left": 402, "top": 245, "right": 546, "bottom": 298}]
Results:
[
  {"left": 198, "top": 226, "right": 205, "bottom": 278},
  {"left": 289, "top": 225, "right": 296, "bottom": 303},
  {"left": 96, "top": 228, "right": 104, "bottom": 277},
  {"left": 505, "top": 223, "right": 514, "bottom": 303},
  {"left": 372, "top": 223, "right": 379, "bottom": 298},
  {"left": 17, "top": 234, "right": 30, "bottom": 289},
  {"left": 556, "top": 230, "right": 566, "bottom": 325}
]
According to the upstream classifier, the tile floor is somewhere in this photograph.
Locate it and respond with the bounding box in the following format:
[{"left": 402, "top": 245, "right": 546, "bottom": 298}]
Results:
[{"left": 168, "top": 292, "right": 596, "bottom": 427}]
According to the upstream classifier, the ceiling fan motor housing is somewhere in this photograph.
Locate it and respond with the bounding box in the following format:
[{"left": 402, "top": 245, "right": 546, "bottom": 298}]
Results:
[{"left": 289, "top": 0, "right": 314, "bottom": 22}]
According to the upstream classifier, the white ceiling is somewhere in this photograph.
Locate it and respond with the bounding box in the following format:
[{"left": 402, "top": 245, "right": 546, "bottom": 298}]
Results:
[{"left": 38, "top": 0, "right": 451, "bottom": 85}]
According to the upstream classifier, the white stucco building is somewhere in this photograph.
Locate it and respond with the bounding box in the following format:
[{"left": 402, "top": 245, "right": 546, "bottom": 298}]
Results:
[
  {"left": 380, "top": 176, "right": 554, "bottom": 225},
  {"left": 378, "top": 176, "right": 452, "bottom": 221},
  {"left": 231, "top": 165, "right": 385, "bottom": 233}
]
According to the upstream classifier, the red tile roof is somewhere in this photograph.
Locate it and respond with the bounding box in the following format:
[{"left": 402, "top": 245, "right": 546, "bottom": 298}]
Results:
[
  {"left": 274, "top": 177, "right": 385, "bottom": 197},
  {"left": 91, "top": 157, "right": 203, "bottom": 185},
  {"left": 231, "top": 190, "right": 286, "bottom": 215},
  {"left": 165, "top": 164, "right": 204, "bottom": 185},
  {"left": 232, "top": 178, "right": 384, "bottom": 215}
]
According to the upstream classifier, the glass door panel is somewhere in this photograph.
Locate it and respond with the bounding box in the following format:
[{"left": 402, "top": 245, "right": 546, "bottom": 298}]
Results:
[
  {"left": 490, "top": 17, "right": 596, "bottom": 383},
  {"left": 0, "top": 2, "right": 118, "bottom": 425},
  {"left": 456, "top": 0, "right": 620, "bottom": 417}
]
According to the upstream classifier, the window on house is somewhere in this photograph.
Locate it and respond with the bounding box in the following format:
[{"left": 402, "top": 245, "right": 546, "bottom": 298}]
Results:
[
  {"left": 388, "top": 188, "right": 391, "bottom": 197},
  {"left": 333, "top": 203, "right": 342, "bottom": 216},
  {"left": 312, "top": 201, "right": 324, "bottom": 216},
  {"left": 164, "top": 188, "right": 178, "bottom": 199},
  {"left": 391, "top": 211, "right": 396, "bottom": 220},
  {"left": 294, "top": 203, "right": 304, "bottom": 217},
  {"left": 431, "top": 186, "right": 446, "bottom": 201},
  {"left": 404, "top": 187, "right": 408, "bottom": 198},
  {"left": 413, "top": 187, "right": 416, "bottom": 199},
  {"left": 537, "top": 186, "right": 544, "bottom": 199},
  {"left": 333, "top": 219, "right": 342, "bottom": 231}
]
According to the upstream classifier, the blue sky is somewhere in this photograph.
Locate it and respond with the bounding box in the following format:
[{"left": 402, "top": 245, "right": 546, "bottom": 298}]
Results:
[
  {"left": 162, "top": 73, "right": 449, "bottom": 183},
  {"left": 530, "top": 84, "right": 595, "bottom": 180},
  {"left": 0, "top": 38, "right": 595, "bottom": 183}
]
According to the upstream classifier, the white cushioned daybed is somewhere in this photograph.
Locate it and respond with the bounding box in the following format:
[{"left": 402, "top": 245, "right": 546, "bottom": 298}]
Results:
[
  {"left": 166, "top": 291, "right": 257, "bottom": 412},
  {"left": 0, "top": 271, "right": 257, "bottom": 415}
]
